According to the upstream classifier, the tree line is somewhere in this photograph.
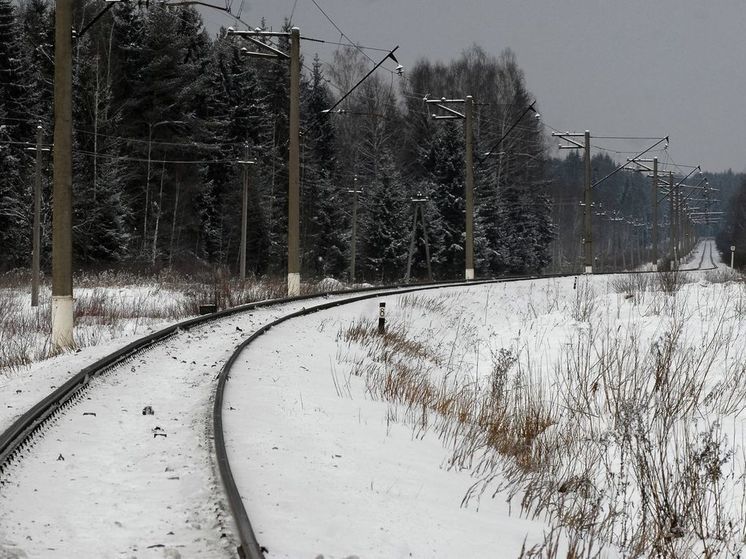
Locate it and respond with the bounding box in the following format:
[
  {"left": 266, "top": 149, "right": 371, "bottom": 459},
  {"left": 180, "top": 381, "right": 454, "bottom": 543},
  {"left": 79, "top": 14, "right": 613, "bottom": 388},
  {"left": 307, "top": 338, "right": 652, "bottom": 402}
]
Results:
[
  {"left": 1, "top": 1, "right": 738, "bottom": 280},
  {"left": 0, "top": 1, "right": 554, "bottom": 281}
]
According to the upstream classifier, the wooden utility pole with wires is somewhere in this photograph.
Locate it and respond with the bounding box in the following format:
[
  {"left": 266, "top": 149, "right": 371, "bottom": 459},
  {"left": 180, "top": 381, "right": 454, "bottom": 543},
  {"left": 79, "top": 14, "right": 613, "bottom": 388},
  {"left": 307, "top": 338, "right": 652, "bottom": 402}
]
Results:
[
  {"left": 553, "top": 130, "right": 592, "bottom": 273},
  {"left": 228, "top": 26, "right": 301, "bottom": 295},
  {"left": 348, "top": 175, "right": 361, "bottom": 283},
  {"left": 583, "top": 131, "right": 592, "bottom": 273},
  {"left": 626, "top": 156, "right": 661, "bottom": 267},
  {"left": 25, "top": 124, "right": 50, "bottom": 307},
  {"left": 424, "top": 94, "right": 475, "bottom": 280},
  {"left": 405, "top": 193, "right": 433, "bottom": 283},
  {"left": 238, "top": 144, "right": 256, "bottom": 281},
  {"left": 288, "top": 27, "right": 300, "bottom": 295},
  {"left": 52, "top": 0, "right": 73, "bottom": 348},
  {"left": 669, "top": 171, "right": 676, "bottom": 268},
  {"left": 652, "top": 157, "right": 658, "bottom": 266}
]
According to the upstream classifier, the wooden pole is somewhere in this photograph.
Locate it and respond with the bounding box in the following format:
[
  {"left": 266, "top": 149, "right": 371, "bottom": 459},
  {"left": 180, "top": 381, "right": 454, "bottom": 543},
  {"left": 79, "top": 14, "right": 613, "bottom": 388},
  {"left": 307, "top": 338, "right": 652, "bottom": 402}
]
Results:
[
  {"left": 464, "top": 96, "right": 475, "bottom": 280},
  {"left": 287, "top": 27, "right": 301, "bottom": 295},
  {"left": 584, "top": 130, "right": 592, "bottom": 273},
  {"left": 52, "top": 0, "right": 74, "bottom": 348},
  {"left": 32, "top": 124, "right": 42, "bottom": 307}
]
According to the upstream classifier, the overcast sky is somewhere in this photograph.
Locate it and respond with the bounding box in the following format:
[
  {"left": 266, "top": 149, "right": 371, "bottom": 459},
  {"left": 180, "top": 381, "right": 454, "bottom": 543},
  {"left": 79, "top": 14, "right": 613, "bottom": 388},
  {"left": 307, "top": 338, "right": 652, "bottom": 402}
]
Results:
[{"left": 199, "top": 0, "right": 746, "bottom": 173}]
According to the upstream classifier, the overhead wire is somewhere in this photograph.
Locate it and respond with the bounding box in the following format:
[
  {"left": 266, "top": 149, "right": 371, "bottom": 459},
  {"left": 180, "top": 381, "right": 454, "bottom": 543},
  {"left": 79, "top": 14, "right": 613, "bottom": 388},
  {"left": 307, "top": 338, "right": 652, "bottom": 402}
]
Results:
[{"left": 308, "top": 0, "right": 376, "bottom": 65}]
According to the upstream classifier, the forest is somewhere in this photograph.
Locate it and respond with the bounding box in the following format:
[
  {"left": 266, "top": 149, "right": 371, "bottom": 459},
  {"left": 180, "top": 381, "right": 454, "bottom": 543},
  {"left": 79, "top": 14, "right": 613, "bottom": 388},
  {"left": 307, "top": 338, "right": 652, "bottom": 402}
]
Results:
[{"left": 0, "top": 1, "right": 741, "bottom": 281}]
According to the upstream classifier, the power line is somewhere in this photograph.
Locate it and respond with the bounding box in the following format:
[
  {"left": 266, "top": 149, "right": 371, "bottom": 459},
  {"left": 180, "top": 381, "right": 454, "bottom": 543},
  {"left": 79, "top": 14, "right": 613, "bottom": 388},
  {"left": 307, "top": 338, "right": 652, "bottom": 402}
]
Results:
[
  {"left": 302, "top": 36, "right": 390, "bottom": 53},
  {"left": 309, "top": 0, "right": 376, "bottom": 65}
]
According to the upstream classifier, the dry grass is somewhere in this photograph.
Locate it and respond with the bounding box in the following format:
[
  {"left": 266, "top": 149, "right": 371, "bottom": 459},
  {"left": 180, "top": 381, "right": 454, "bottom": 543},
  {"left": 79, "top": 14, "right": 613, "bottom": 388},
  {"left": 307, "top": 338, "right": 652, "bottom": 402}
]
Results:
[
  {"left": 656, "top": 269, "right": 693, "bottom": 295},
  {"left": 704, "top": 269, "right": 743, "bottom": 285},
  {"left": 335, "top": 273, "right": 746, "bottom": 558},
  {"left": 0, "top": 270, "right": 339, "bottom": 374},
  {"left": 610, "top": 274, "right": 651, "bottom": 302}
]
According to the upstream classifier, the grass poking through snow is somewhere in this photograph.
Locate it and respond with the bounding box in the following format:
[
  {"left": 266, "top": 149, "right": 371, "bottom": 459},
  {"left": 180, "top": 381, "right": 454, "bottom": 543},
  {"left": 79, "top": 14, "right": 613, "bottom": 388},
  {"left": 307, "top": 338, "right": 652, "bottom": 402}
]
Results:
[{"left": 336, "top": 274, "right": 746, "bottom": 558}]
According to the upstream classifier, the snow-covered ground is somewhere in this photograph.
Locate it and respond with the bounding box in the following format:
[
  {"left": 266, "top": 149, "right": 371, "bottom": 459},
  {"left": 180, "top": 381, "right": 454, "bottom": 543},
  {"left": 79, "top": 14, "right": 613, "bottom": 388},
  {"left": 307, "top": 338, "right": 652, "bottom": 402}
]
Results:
[
  {"left": 0, "top": 291, "right": 387, "bottom": 558},
  {"left": 224, "top": 239, "right": 745, "bottom": 558},
  {"left": 225, "top": 285, "right": 573, "bottom": 558},
  {"left": 1, "top": 239, "right": 743, "bottom": 558}
]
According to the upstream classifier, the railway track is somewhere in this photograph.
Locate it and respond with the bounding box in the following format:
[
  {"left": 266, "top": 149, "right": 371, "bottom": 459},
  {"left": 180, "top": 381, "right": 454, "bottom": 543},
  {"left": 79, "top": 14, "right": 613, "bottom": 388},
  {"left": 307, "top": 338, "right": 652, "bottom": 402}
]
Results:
[
  {"left": 0, "top": 243, "right": 721, "bottom": 556},
  {"left": 0, "top": 278, "right": 523, "bottom": 557},
  {"left": 680, "top": 237, "right": 717, "bottom": 271}
]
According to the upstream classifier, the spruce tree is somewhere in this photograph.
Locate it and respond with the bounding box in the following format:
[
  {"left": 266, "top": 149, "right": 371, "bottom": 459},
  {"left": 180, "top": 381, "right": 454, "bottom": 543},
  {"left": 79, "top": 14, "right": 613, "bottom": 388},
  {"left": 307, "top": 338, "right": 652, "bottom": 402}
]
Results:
[
  {"left": 360, "top": 150, "right": 408, "bottom": 282},
  {"left": 0, "top": 0, "right": 32, "bottom": 269},
  {"left": 300, "top": 55, "right": 347, "bottom": 278}
]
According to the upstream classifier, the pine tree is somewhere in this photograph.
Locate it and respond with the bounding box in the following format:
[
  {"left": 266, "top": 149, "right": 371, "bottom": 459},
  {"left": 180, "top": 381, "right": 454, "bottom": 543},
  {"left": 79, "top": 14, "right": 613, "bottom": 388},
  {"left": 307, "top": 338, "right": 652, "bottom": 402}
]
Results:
[
  {"left": 196, "top": 28, "right": 272, "bottom": 273},
  {"left": 0, "top": 0, "right": 32, "bottom": 269},
  {"left": 419, "top": 122, "right": 466, "bottom": 278},
  {"left": 360, "top": 150, "right": 408, "bottom": 282},
  {"left": 403, "top": 47, "right": 552, "bottom": 277},
  {"left": 300, "top": 55, "right": 347, "bottom": 278}
]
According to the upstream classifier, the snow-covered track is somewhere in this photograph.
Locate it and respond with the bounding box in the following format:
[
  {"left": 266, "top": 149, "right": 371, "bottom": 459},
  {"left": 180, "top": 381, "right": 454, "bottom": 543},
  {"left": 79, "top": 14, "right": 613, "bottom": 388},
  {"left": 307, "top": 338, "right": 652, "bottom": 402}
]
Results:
[
  {"left": 0, "top": 240, "right": 721, "bottom": 556},
  {"left": 0, "top": 277, "right": 529, "bottom": 556},
  {"left": 214, "top": 276, "right": 537, "bottom": 558},
  {"left": 0, "top": 292, "right": 308, "bottom": 474}
]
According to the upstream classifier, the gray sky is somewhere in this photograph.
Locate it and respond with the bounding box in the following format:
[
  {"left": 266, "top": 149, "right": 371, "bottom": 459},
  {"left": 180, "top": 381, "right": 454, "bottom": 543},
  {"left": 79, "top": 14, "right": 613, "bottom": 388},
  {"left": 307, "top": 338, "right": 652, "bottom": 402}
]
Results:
[{"left": 199, "top": 0, "right": 746, "bottom": 172}]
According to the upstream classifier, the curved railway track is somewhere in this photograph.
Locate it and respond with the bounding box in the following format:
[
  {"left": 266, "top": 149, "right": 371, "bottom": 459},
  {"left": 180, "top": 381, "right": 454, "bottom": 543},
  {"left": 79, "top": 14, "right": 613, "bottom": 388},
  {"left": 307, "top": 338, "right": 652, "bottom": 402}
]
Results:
[
  {"left": 0, "top": 278, "right": 525, "bottom": 557},
  {"left": 0, "top": 240, "right": 723, "bottom": 557}
]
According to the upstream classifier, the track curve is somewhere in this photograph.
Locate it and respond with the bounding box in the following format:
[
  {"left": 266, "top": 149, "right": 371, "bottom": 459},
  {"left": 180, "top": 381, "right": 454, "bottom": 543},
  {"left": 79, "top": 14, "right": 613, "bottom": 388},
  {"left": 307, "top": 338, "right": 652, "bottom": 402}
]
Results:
[
  {"left": 0, "top": 241, "right": 722, "bottom": 556},
  {"left": 0, "top": 278, "right": 523, "bottom": 556},
  {"left": 212, "top": 277, "right": 531, "bottom": 558}
]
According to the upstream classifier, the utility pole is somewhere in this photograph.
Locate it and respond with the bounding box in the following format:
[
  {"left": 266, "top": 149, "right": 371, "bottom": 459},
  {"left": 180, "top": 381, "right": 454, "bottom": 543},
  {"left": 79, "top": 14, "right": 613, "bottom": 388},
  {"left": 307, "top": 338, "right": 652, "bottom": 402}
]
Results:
[
  {"left": 348, "top": 175, "right": 361, "bottom": 283},
  {"left": 676, "top": 185, "right": 685, "bottom": 260},
  {"left": 553, "top": 130, "right": 592, "bottom": 273},
  {"left": 52, "top": 0, "right": 73, "bottom": 348},
  {"left": 669, "top": 171, "right": 675, "bottom": 269},
  {"left": 583, "top": 131, "right": 592, "bottom": 273},
  {"left": 228, "top": 26, "right": 301, "bottom": 296},
  {"left": 424, "top": 94, "right": 475, "bottom": 280},
  {"left": 652, "top": 157, "right": 658, "bottom": 266},
  {"left": 464, "top": 96, "right": 475, "bottom": 280},
  {"left": 405, "top": 192, "right": 433, "bottom": 282},
  {"left": 674, "top": 182, "right": 680, "bottom": 263},
  {"left": 288, "top": 27, "right": 301, "bottom": 296},
  {"left": 26, "top": 124, "right": 50, "bottom": 307},
  {"left": 238, "top": 144, "right": 256, "bottom": 282}
]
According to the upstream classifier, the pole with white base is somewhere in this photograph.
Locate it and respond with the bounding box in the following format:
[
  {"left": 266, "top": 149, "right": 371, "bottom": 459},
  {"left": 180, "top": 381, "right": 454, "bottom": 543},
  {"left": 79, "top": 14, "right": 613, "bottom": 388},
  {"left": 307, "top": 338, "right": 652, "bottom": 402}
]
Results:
[
  {"left": 287, "top": 27, "right": 301, "bottom": 296},
  {"left": 52, "top": 0, "right": 74, "bottom": 349}
]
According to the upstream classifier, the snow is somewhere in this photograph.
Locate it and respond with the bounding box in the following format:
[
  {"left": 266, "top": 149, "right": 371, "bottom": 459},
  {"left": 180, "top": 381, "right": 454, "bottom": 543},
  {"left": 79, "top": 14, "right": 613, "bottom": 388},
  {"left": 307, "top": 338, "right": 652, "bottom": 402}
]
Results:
[
  {"left": 0, "top": 293, "right": 384, "bottom": 558},
  {"left": 223, "top": 293, "right": 558, "bottom": 558},
  {"left": 1, "top": 240, "right": 742, "bottom": 558}
]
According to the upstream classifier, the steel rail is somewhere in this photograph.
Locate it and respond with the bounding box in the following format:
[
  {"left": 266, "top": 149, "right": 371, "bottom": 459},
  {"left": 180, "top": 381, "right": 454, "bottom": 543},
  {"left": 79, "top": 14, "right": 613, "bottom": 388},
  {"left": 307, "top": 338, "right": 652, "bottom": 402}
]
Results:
[
  {"left": 0, "top": 283, "right": 414, "bottom": 470},
  {"left": 0, "top": 257, "right": 720, "bottom": 556},
  {"left": 211, "top": 276, "right": 535, "bottom": 558},
  {"left": 0, "top": 276, "right": 529, "bottom": 553}
]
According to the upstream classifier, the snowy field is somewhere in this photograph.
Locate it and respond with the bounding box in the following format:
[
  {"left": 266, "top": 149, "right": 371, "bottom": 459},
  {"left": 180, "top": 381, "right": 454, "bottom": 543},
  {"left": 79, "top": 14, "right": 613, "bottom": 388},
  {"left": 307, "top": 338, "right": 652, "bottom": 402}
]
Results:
[
  {"left": 2, "top": 240, "right": 745, "bottom": 558},
  {"left": 225, "top": 240, "right": 746, "bottom": 558}
]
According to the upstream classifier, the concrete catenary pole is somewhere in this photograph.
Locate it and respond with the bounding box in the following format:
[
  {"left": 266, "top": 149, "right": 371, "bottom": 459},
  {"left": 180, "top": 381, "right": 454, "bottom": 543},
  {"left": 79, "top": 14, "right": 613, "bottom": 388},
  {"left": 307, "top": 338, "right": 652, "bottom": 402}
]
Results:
[
  {"left": 669, "top": 171, "right": 675, "bottom": 269},
  {"left": 32, "top": 123, "right": 43, "bottom": 307},
  {"left": 240, "top": 143, "right": 249, "bottom": 281},
  {"left": 287, "top": 27, "right": 301, "bottom": 296},
  {"left": 651, "top": 157, "right": 658, "bottom": 267},
  {"left": 349, "top": 175, "right": 359, "bottom": 283},
  {"left": 52, "top": 0, "right": 74, "bottom": 348},
  {"left": 584, "top": 130, "right": 593, "bottom": 274},
  {"left": 464, "top": 96, "right": 475, "bottom": 280}
]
